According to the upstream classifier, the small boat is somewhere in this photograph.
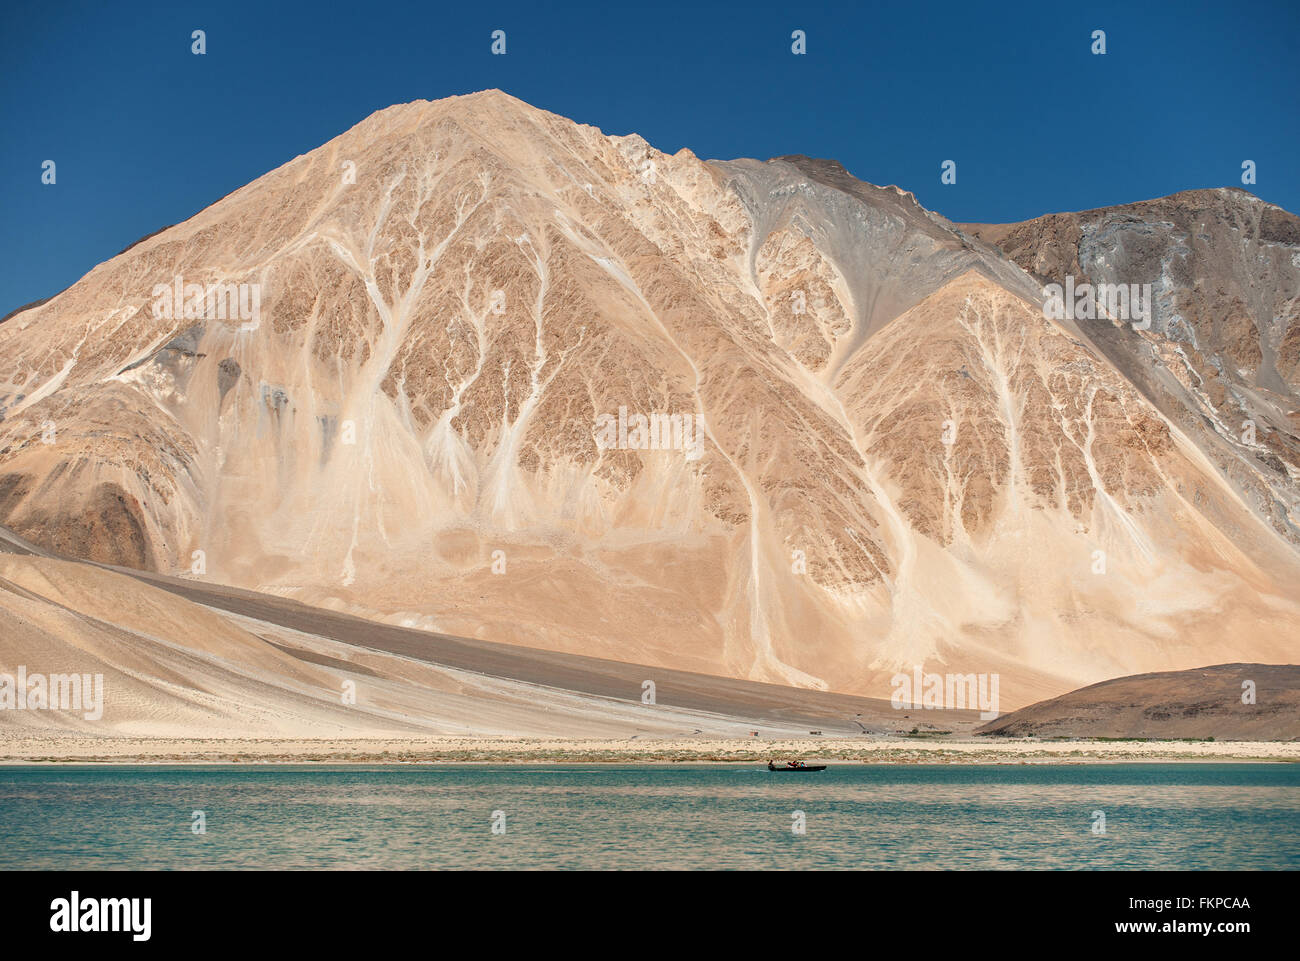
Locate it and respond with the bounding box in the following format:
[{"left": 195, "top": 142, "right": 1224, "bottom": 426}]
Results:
[{"left": 767, "top": 760, "right": 826, "bottom": 772}]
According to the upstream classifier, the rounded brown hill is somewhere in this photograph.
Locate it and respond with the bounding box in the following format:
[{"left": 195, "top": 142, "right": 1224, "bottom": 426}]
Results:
[{"left": 977, "top": 664, "right": 1300, "bottom": 740}]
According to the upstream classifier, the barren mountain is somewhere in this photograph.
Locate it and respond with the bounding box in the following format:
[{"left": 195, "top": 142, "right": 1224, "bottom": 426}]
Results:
[
  {"left": 962, "top": 190, "right": 1300, "bottom": 548},
  {"left": 1, "top": 91, "right": 1296, "bottom": 712}
]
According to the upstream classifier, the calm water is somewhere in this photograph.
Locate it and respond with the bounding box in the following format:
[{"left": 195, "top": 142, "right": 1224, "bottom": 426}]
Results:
[{"left": 1, "top": 763, "right": 1296, "bottom": 870}]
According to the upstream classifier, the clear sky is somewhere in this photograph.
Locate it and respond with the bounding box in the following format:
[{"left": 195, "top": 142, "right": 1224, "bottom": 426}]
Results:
[{"left": 3, "top": 0, "right": 1298, "bottom": 315}]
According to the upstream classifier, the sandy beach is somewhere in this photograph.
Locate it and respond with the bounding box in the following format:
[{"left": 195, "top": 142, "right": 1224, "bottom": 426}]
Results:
[{"left": 2, "top": 734, "right": 1296, "bottom": 764}]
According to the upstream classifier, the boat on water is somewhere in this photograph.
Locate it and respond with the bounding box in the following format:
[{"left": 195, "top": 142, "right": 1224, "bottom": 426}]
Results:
[{"left": 767, "top": 760, "right": 826, "bottom": 772}]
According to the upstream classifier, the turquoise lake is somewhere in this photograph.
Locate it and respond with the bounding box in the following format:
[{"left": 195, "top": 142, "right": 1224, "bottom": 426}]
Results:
[{"left": 1, "top": 763, "right": 1296, "bottom": 870}]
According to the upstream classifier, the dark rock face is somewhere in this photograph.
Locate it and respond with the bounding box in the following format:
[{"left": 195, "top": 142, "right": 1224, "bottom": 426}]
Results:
[
  {"left": 0, "top": 475, "right": 156, "bottom": 570},
  {"left": 217, "top": 357, "right": 241, "bottom": 402}
]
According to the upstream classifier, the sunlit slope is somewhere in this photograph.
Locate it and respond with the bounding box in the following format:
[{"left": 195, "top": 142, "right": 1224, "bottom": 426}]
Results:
[{"left": 0, "top": 91, "right": 1296, "bottom": 707}]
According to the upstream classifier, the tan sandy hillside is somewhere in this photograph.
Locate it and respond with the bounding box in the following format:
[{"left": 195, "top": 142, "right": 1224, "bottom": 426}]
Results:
[
  {"left": 4, "top": 551, "right": 894, "bottom": 739},
  {"left": 1, "top": 91, "right": 1297, "bottom": 711}
]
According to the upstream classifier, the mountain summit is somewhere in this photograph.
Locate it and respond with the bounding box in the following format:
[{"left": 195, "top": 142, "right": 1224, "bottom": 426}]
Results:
[{"left": 2, "top": 92, "right": 1297, "bottom": 708}]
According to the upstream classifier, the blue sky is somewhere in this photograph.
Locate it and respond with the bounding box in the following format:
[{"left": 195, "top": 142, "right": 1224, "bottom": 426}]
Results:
[{"left": 3, "top": 0, "right": 1298, "bottom": 314}]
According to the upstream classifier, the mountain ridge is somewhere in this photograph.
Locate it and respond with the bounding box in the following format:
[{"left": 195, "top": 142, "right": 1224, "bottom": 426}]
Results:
[{"left": 1, "top": 91, "right": 1296, "bottom": 711}]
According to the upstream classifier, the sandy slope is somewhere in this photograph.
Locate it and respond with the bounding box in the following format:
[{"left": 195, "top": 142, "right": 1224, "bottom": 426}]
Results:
[
  {"left": 1, "top": 548, "right": 1292, "bottom": 747},
  {"left": 1, "top": 551, "right": 969, "bottom": 739}
]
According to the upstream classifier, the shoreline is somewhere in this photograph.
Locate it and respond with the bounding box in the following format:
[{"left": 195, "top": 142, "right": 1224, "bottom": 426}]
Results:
[
  {"left": 2, "top": 736, "right": 1296, "bottom": 765},
  {"left": 0, "top": 758, "right": 1287, "bottom": 766}
]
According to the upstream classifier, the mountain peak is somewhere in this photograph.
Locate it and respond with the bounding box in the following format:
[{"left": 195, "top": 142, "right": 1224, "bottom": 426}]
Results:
[{"left": 1, "top": 95, "right": 1297, "bottom": 710}]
